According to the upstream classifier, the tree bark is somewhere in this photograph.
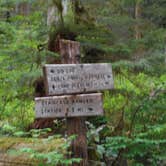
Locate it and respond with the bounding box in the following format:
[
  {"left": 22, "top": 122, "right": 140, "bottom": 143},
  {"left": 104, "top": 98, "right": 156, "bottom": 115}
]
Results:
[
  {"left": 47, "top": 0, "right": 70, "bottom": 26},
  {"left": 135, "top": 0, "right": 142, "bottom": 40},
  {"left": 59, "top": 39, "right": 88, "bottom": 166},
  {"left": 15, "top": 2, "right": 30, "bottom": 16}
]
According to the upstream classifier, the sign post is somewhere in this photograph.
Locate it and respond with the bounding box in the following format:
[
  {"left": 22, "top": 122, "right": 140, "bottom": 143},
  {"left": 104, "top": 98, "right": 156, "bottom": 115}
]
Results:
[
  {"left": 59, "top": 40, "right": 88, "bottom": 166},
  {"left": 35, "top": 39, "right": 114, "bottom": 166}
]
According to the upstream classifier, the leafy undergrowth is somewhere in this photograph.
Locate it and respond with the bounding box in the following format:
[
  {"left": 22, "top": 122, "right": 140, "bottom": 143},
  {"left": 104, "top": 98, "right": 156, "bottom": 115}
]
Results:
[{"left": 0, "top": 127, "right": 81, "bottom": 166}]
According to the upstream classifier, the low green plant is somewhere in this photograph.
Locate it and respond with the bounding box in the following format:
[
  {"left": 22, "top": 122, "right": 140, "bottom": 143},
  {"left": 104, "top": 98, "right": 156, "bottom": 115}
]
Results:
[
  {"left": 16, "top": 135, "right": 81, "bottom": 166},
  {"left": 1, "top": 126, "right": 81, "bottom": 166}
]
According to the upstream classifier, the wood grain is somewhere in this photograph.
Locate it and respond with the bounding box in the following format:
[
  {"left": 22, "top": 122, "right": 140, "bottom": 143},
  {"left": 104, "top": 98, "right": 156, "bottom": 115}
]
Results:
[
  {"left": 35, "top": 93, "right": 103, "bottom": 118},
  {"left": 44, "top": 63, "right": 114, "bottom": 95}
]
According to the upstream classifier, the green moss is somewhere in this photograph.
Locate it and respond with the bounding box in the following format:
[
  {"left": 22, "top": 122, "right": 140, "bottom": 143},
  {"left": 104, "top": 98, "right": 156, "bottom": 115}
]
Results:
[{"left": 0, "top": 137, "right": 65, "bottom": 165}]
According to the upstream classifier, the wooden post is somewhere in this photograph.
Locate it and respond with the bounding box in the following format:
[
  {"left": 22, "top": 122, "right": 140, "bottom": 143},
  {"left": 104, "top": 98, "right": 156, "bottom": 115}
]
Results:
[{"left": 59, "top": 39, "right": 88, "bottom": 166}]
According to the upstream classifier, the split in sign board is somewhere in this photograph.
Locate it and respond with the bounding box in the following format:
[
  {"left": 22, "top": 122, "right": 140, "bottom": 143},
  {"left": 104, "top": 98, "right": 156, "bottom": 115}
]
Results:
[
  {"left": 35, "top": 93, "right": 103, "bottom": 118},
  {"left": 43, "top": 63, "right": 114, "bottom": 95}
]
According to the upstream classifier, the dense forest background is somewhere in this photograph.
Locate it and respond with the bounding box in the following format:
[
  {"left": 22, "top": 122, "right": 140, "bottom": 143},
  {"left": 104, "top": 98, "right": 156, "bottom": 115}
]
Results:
[{"left": 0, "top": 0, "right": 166, "bottom": 165}]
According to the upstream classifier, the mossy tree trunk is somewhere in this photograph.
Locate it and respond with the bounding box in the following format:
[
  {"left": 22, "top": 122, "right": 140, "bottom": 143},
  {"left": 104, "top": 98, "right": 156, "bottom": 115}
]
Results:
[{"left": 135, "top": 0, "right": 142, "bottom": 40}]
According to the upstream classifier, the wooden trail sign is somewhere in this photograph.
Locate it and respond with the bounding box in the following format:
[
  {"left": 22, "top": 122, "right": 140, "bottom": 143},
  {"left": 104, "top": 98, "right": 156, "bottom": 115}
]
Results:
[
  {"left": 43, "top": 63, "right": 114, "bottom": 95},
  {"left": 34, "top": 39, "right": 114, "bottom": 165},
  {"left": 35, "top": 93, "right": 103, "bottom": 118}
]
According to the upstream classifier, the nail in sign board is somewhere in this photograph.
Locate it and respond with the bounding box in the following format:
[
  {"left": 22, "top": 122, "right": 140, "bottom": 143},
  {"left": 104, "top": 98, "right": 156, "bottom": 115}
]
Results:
[
  {"left": 43, "top": 63, "right": 114, "bottom": 95},
  {"left": 35, "top": 93, "right": 103, "bottom": 118}
]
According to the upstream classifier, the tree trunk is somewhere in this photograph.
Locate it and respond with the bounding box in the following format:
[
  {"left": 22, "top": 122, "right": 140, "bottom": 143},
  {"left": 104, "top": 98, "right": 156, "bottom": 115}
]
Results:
[
  {"left": 135, "top": 0, "right": 142, "bottom": 40},
  {"left": 47, "top": 5, "right": 58, "bottom": 26},
  {"left": 59, "top": 39, "right": 88, "bottom": 166},
  {"left": 15, "top": 2, "right": 30, "bottom": 15},
  {"left": 47, "top": 0, "right": 70, "bottom": 27}
]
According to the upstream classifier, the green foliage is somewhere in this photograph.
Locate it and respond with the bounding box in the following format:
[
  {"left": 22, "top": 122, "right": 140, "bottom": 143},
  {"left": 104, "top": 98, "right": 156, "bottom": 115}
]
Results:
[
  {"left": 0, "top": 123, "right": 17, "bottom": 136},
  {"left": 0, "top": 0, "right": 51, "bottom": 128},
  {"left": 101, "top": 72, "right": 166, "bottom": 165},
  {"left": 19, "top": 148, "right": 80, "bottom": 166},
  {"left": 0, "top": 125, "right": 81, "bottom": 165},
  {"left": 0, "top": 123, "right": 52, "bottom": 137},
  {"left": 16, "top": 135, "right": 81, "bottom": 166},
  {"left": 104, "top": 135, "right": 166, "bottom": 166},
  {"left": 14, "top": 128, "right": 52, "bottom": 138},
  {"left": 0, "top": 133, "right": 80, "bottom": 166},
  {"left": 0, "top": 0, "right": 166, "bottom": 165}
]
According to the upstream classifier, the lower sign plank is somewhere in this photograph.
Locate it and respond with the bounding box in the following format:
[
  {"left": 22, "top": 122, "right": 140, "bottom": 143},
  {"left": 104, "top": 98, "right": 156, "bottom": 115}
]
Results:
[{"left": 35, "top": 93, "right": 103, "bottom": 118}]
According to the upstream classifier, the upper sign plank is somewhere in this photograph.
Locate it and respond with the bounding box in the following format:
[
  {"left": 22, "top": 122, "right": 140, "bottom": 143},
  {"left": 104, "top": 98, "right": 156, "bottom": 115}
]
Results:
[{"left": 44, "top": 63, "right": 114, "bottom": 95}]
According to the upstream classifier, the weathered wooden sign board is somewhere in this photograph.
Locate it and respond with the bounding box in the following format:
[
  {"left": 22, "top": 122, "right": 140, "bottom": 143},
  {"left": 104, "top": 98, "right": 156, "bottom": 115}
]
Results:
[
  {"left": 35, "top": 93, "right": 103, "bottom": 118},
  {"left": 43, "top": 63, "right": 114, "bottom": 95}
]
